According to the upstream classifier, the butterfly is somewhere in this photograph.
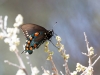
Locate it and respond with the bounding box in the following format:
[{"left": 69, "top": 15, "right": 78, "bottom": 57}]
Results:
[{"left": 20, "top": 23, "right": 54, "bottom": 54}]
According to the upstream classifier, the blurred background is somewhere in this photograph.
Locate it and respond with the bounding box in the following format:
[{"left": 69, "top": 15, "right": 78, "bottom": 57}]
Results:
[{"left": 0, "top": 0, "right": 100, "bottom": 75}]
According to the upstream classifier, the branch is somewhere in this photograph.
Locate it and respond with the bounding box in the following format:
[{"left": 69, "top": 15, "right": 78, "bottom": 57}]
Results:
[
  {"left": 4, "top": 60, "right": 21, "bottom": 68},
  {"left": 50, "top": 58, "right": 59, "bottom": 75},
  {"left": 84, "top": 32, "right": 92, "bottom": 66},
  {"left": 15, "top": 49, "right": 28, "bottom": 75},
  {"left": 81, "top": 56, "right": 100, "bottom": 75}
]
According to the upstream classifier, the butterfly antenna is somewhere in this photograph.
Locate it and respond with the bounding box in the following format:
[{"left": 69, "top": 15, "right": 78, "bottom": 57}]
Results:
[
  {"left": 49, "top": 40, "right": 59, "bottom": 49},
  {"left": 52, "top": 22, "right": 57, "bottom": 29},
  {"left": 21, "top": 50, "right": 25, "bottom": 54}
]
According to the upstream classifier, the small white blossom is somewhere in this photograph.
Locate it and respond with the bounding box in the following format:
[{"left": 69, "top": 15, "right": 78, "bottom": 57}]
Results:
[
  {"left": 45, "top": 41, "right": 49, "bottom": 46},
  {"left": 56, "top": 36, "right": 61, "bottom": 41},
  {"left": 7, "top": 28, "right": 14, "bottom": 34},
  {"left": 13, "top": 27, "right": 19, "bottom": 34},
  {"left": 13, "top": 38, "right": 20, "bottom": 46},
  {"left": 11, "top": 34, "right": 17, "bottom": 40},
  {"left": 16, "top": 69, "right": 26, "bottom": 75},
  {"left": 4, "top": 38, "right": 10, "bottom": 43},
  {"left": 0, "top": 32, "right": 4, "bottom": 39},
  {"left": 59, "top": 44, "right": 64, "bottom": 52},
  {"left": 7, "top": 33, "right": 13, "bottom": 37},
  {"left": 42, "top": 70, "right": 50, "bottom": 75},
  {"left": 86, "top": 66, "right": 93, "bottom": 74},
  {"left": 4, "top": 60, "right": 8, "bottom": 63},
  {"left": 31, "top": 67, "right": 39, "bottom": 75},
  {"left": 15, "top": 14, "right": 23, "bottom": 26},
  {"left": 13, "top": 23, "right": 20, "bottom": 28},
  {"left": 71, "top": 71, "right": 77, "bottom": 75},
  {"left": 26, "top": 56, "right": 29, "bottom": 59},
  {"left": 9, "top": 45, "right": 16, "bottom": 52}
]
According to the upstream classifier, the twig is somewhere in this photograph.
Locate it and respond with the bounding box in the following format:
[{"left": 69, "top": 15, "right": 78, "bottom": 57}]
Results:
[
  {"left": 41, "top": 66, "right": 50, "bottom": 74},
  {"left": 4, "top": 60, "right": 21, "bottom": 68},
  {"left": 59, "top": 43, "right": 71, "bottom": 75},
  {"left": 45, "top": 41, "right": 59, "bottom": 75},
  {"left": 50, "top": 58, "right": 59, "bottom": 75},
  {"left": 91, "top": 54, "right": 97, "bottom": 59},
  {"left": 15, "top": 49, "right": 25, "bottom": 68},
  {"left": 92, "top": 56, "right": 100, "bottom": 66},
  {"left": 62, "top": 49, "right": 70, "bottom": 75},
  {"left": 84, "top": 32, "right": 92, "bottom": 66},
  {"left": 15, "top": 49, "right": 28, "bottom": 75},
  {"left": 55, "top": 36, "right": 71, "bottom": 75},
  {"left": 64, "top": 60, "right": 71, "bottom": 75},
  {"left": 81, "top": 56, "right": 100, "bottom": 75}
]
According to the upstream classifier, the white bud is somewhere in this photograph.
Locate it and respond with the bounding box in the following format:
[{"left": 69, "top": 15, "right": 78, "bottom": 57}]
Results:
[
  {"left": 9, "top": 45, "right": 16, "bottom": 52},
  {"left": 16, "top": 69, "right": 26, "bottom": 75},
  {"left": 56, "top": 36, "right": 61, "bottom": 41},
  {"left": 13, "top": 27, "right": 19, "bottom": 34},
  {"left": 4, "top": 38, "right": 10, "bottom": 43},
  {"left": 31, "top": 67, "right": 39, "bottom": 75},
  {"left": 0, "top": 32, "right": 4, "bottom": 39},
  {"left": 7, "top": 28, "right": 14, "bottom": 33},
  {"left": 15, "top": 14, "right": 23, "bottom": 25}
]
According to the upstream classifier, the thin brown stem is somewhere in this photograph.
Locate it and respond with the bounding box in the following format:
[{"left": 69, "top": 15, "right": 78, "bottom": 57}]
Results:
[
  {"left": 64, "top": 60, "right": 71, "bottom": 75},
  {"left": 50, "top": 58, "right": 59, "bottom": 75},
  {"left": 61, "top": 48, "right": 70, "bottom": 75},
  {"left": 84, "top": 32, "right": 92, "bottom": 66},
  {"left": 4, "top": 60, "right": 21, "bottom": 68},
  {"left": 15, "top": 49, "right": 28, "bottom": 75},
  {"left": 41, "top": 66, "right": 50, "bottom": 74}
]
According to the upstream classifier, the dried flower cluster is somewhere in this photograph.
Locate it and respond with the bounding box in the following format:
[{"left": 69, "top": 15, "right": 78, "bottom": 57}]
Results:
[{"left": 0, "top": 14, "right": 100, "bottom": 75}]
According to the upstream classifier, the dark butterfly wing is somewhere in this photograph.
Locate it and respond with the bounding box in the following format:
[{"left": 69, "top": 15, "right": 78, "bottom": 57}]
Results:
[
  {"left": 20, "top": 23, "right": 47, "bottom": 38},
  {"left": 20, "top": 23, "right": 53, "bottom": 54}
]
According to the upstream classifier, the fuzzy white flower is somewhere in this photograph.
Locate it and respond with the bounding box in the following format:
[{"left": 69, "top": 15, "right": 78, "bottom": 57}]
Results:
[
  {"left": 0, "top": 32, "right": 4, "bottom": 39},
  {"left": 9, "top": 45, "right": 16, "bottom": 52},
  {"left": 13, "top": 38, "right": 20, "bottom": 46},
  {"left": 15, "top": 14, "right": 23, "bottom": 26},
  {"left": 11, "top": 34, "right": 17, "bottom": 40},
  {"left": 4, "top": 38, "right": 10, "bottom": 43},
  {"left": 42, "top": 70, "right": 50, "bottom": 75},
  {"left": 45, "top": 41, "right": 49, "bottom": 46},
  {"left": 4, "top": 60, "right": 8, "bottom": 63},
  {"left": 16, "top": 69, "right": 26, "bottom": 75},
  {"left": 7, "top": 33, "right": 13, "bottom": 37},
  {"left": 86, "top": 66, "right": 93, "bottom": 75},
  {"left": 56, "top": 36, "right": 61, "bottom": 41},
  {"left": 31, "top": 67, "right": 39, "bottom": 75},
  {"left": 7, "top": 28, "right": 14, "bottom": 33},
  {"left": 13, "top": 27, "right": 19, "bottom": 34},
  {"left": 71, "top": 71, "right": 77, "bottom": 75},
  {"left": 13, "top": 23, "right": 18, "bottom": 27},
  {"left": 59, "top": 44, "right": 64, "bottom": 52},
  {"left": 26, "top": 56, "right": 29, "bottom": 59}
]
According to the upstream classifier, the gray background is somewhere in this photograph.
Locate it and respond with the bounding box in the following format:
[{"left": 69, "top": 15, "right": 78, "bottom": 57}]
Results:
[{"left": 0, "top": 0, "right": 100, "bottom": 75}]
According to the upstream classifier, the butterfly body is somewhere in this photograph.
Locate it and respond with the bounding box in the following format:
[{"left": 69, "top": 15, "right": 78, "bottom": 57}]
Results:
[{"left": 20, "top": 24, "right": 53, "bottom": 54}]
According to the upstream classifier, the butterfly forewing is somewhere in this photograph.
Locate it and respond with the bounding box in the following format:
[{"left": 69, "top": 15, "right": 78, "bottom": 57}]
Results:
[{"left": 20, "top": 24, "right": 47, "bottom": 38}]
